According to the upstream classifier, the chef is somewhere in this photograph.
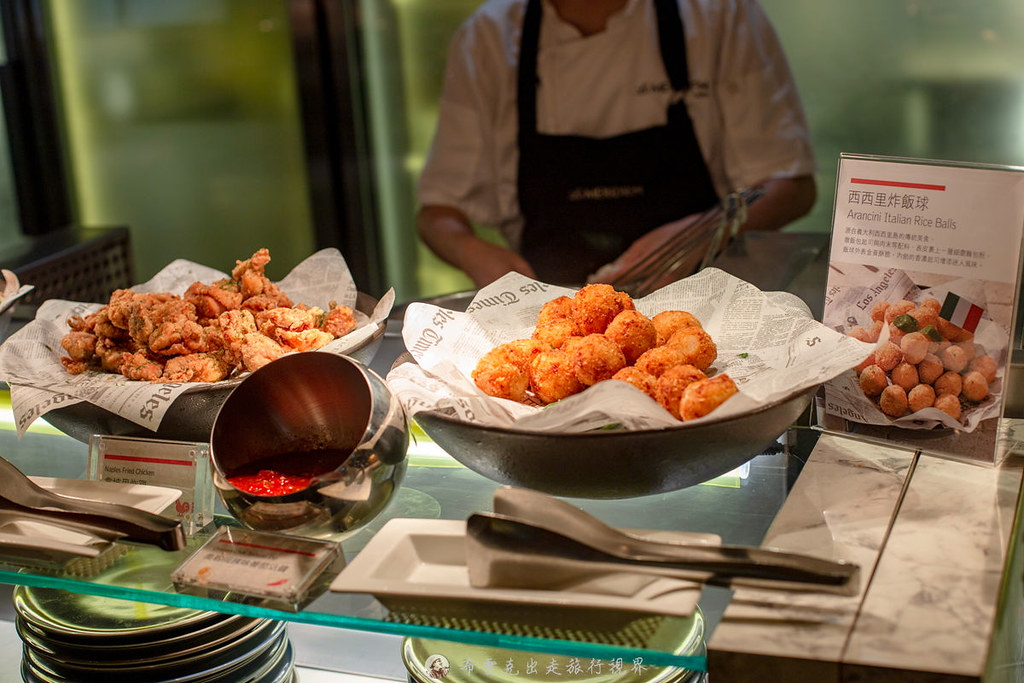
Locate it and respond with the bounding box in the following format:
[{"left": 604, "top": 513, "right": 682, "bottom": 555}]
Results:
[{"left": 416, "top": 0, "right": 816, "bottom": 287}]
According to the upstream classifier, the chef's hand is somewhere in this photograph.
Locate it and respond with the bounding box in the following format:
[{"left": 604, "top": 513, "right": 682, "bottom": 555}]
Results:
[
  {"left": 592, "top": 176, "right": 818, "bottom": 288},
  {"left": 418, "top": 205, "right": 537, "bottom": 288},
  {"left": 590, "top": 213, "right": 707, "bottom": 289}
]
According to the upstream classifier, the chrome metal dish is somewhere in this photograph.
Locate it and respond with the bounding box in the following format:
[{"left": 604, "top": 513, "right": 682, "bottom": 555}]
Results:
[
  {"left": 211, "top": 352, "right": 408, "bottom": 540},
  {"left": 44, "top": 291, "right": 387, "bottom": 443},
  {"left": 414, "top": 386, "right": 814, "bottom": 499}
]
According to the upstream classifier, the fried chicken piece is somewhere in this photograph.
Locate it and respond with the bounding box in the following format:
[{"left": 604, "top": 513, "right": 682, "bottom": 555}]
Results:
[
  {"left": 231, "top": 249, "right": 294, "bottom": 307},
  {"left": 257, "top": 306, "right": 323, "bottom": 335},
  {"left": 321, "top": 302, "right": 357, "bottom": 338},
  {"left": 680, "top": 374, "right": 738, "bottom": 420},
  {"left": 238, "top": 333, "right": 287, "bottom": 372},
  {"left": 148, "top": 319, "right": 206, "bottom": 356},
  {"left": 162, "top": 353, "right": 232, "bottom": 383},
  {"left": 123, "top": 295, "right": 196, "bottom": 346},
  {"left": 105, "top": 289, "right": 138, "bottom": 330},
  {"left": 232, "top": 248, "right": 272, "bottom": 294},
  {"left": 121, "top": 351, "right": 164, "bottom": 381},
  {"left": 278, "top": 328, "right": 334, "bottom": 352},
  {"left": 60, "top": 331, "right": 97, "bottom": 363},
  {"left": 197, "top": 325, "right": 226, "bottom": 354},
  {"left": 60, "top": 358, "right": 88, "bottom": 374},
  {"left": 109, "top": 291, "right": 178, "bottom": 337},
  {"left": 240, "top": 293, "right": 284, "bottom": 313},
  {"left": 66, "top": 314, "right": 97, "bottom": 333},
  {"left": 258, "top": 280, "right": 293, "bottom": 308},
  {"left": 95, "top": 337, "right": 132, "bottom": 373},
  {"left": 185, "top": 279, "right": 243, "bottom": 322},
  {"left": 218, "top": 309, "right": 259, "bottom": 359},
  {"left": 93, "top": 310, "right": 128, "bottom": 342}
]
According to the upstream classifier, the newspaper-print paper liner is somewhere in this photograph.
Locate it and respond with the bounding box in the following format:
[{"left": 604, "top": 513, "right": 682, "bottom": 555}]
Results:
[
  {"left": 0, "top": 248, "right": 394, "bottom": 436},
  {"left": 822, "top": 266, "right": 1006, "bottom": 433},
  {"left": 387, "top": 269, "right": 875, "bottom": 433}
]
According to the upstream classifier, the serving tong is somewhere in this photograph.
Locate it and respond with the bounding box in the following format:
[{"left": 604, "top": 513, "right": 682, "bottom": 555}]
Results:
[
  {"left": 0, "top": 456, "right": 186, "bottom": 551},
  {"left": 466, "top": 487, "right": 859, "bottom": 596},
  {"left": 602, "top": 186, "right": 765, "bottom": 298}
]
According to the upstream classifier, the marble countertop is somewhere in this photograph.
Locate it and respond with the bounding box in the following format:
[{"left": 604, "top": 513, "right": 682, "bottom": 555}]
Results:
[{"left": 708, "top": 428, "right": 1024, "bottom": 682}]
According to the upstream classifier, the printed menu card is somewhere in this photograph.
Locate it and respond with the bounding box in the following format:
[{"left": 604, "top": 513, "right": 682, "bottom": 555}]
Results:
[{"left": 821, "top": 153, "right": 1024, "bottom": 463}]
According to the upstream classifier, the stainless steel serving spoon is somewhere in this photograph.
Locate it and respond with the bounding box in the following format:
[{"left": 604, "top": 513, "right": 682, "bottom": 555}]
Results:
[
  {"left": 465, "top": 486, "right": 859, "bottom": 595},
  {"left": 0, "top": 456, "right": 186, "bottom": 551}
]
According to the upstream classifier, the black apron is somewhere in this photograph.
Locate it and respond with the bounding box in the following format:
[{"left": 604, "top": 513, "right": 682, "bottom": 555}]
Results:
[{"left": 517, "top": 0, "right": 719, "bottom": 284}]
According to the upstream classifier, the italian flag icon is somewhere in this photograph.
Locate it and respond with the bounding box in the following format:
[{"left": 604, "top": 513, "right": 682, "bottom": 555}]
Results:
[{"left": 939, "top": 291, "right": 984, "bottom": 333}]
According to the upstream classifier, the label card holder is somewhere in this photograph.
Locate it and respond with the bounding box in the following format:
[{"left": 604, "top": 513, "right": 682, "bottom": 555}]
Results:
[
  {"left": 171, "top": 526, "right": 342, "bottom": 610},
  {"left": 88, "top": 434, "right": 216, "bottom": 536},
  {"left": 820, "top": 153, "right": 1024, "bottom": 464}
]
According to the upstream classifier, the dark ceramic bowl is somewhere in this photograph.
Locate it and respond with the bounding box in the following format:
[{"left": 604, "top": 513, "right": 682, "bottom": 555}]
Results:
[
  {"left": 44, "top": 292, "right": 387, "bottom": 443},
  {"left": 414, "top": 386, "right": 814, "bottom": 499}
]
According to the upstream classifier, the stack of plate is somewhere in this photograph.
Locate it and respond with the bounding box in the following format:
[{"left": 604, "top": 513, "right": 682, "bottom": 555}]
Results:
[{"left": 14, "top": 586, "right": 295, "bottom": 682}]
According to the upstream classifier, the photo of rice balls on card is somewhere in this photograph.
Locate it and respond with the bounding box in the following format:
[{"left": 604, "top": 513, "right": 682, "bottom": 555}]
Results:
[{"left": 842, "top": 289, "right": 1005, "bottom": 430}]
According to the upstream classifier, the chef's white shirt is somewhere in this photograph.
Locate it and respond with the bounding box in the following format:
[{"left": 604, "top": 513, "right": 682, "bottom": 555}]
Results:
[{"left": 417, "top": 0, "right": 816, "bottom": 251}]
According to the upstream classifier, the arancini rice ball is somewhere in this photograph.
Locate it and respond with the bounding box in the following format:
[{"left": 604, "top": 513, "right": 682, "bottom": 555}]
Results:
[
  {"left": 879, "top": 384, "right": 908, "bottom": 417},
  {"left": 968, "top": 354, "right": 998, "bottom": 383},
  {"left": 680, "top": 374, "right": 738, "bottom": 421},
  {"left": 859, "top": 365, "right": 888, "bottom": 397},
  {"left": 651, "top": 310, "right": 702, "bottom": 346},
  {"left": 655, "top": 364, "right": 707, "bottom": 420},
  {"left": 908, "top": 383, "right": 936, "bottom": 412},
  {"left": 570, "top": 334, "right": 627, "bottom": 386},
  {"left": 874, "top": 341, "right": 903, "bottom": 372},
  {"left": 933, "top": 370, "right": 963, "bottom": 398},
  {"left": 934, "top": 393, "right": 962, "bottom": 420},
  {"left": 611, "top": 366, "right": 658, "bottom": 401},
  {"left": 571, "top": 284, "right": 628, "bottom": 335},
  {"left": 961, "top": 370, "right": 990, "bottom": 402},
  {"left": 604, "top": 309, "right": 657, "bottom": 364}
]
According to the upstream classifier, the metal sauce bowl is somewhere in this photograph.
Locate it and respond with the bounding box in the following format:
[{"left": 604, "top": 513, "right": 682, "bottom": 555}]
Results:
[{"left": 210, "top": 352, "right": 408, "bottom": 540}]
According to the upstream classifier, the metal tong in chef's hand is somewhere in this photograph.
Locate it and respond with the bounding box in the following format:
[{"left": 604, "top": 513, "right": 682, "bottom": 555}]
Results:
[
  {"left": 466, "top": 487, "right": 859, "bottom": 596},
  {"left": 601, "top": 185, "right": 765, "bottom": 298},
  {"left": 0, "top": 455, "right": 186, "bottom": 551}
]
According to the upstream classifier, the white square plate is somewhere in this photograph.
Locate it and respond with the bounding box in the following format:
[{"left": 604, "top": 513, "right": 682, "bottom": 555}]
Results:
[
  {"left": 331, "top": 518, "right": 718, "bottom": 620},
  {"left": 0, "top": 478, "right": 181, "bottom": 568}
]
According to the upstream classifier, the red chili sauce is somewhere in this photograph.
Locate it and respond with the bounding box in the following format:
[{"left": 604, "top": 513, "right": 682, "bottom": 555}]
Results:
[{"left": 226, "top": 448, "right": 350, "bottom": 497}]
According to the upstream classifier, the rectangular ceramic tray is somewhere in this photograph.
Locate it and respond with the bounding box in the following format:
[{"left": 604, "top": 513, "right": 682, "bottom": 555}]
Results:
[
  {"left": 0, "top": 478, "right": 181, "bottom": 570},
  {"left": 331, "top": 518, "right": 717, "bottom": 621}
]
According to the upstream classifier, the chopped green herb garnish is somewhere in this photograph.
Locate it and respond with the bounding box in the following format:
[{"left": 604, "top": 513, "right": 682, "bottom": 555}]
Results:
[{"left": 892, "top": 313, "right": 919, "bottom": 333}]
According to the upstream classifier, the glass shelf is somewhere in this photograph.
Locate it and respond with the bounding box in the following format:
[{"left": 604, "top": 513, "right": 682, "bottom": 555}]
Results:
[{"left": 0, "top": 395, "right": 814, "bottom": 673}]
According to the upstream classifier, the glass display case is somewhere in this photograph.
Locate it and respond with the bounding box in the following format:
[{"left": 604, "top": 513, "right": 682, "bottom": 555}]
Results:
[{"left": 0, "top": 393, "right": 814, "bottom": 674}]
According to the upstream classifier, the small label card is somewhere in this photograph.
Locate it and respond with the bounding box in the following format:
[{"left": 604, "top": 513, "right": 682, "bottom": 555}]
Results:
[
  {"left": 88, "top": 435, "right": 215, "bottom": 535},
  {"left": 171, "top": 526, "right": 342, "bottom": 610},
  {"left": 821, "top": 153, "right": 1024, "bottom": 463}
]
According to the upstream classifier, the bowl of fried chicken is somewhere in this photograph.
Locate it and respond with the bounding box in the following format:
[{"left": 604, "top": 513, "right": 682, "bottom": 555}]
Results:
[{"left": 3, "top": 248, "right": 389, "bottom": 443}]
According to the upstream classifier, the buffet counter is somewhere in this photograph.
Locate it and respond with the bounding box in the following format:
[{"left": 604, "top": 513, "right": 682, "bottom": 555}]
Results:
[
  {"left": 2, "top": 399, "right": 1022, "bottom": 681},
  {"left": 0, "top": 232, "right": 1020, "bottom": 681}
]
